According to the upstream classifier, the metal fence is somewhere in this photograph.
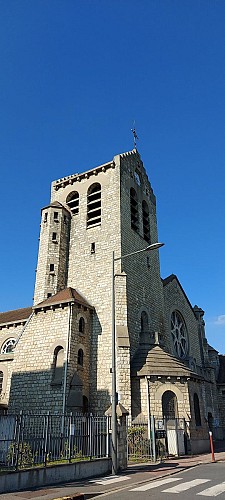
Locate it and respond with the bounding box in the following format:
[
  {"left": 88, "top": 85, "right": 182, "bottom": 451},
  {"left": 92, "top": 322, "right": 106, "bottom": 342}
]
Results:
[
  {"left": 128, "top": 417, "right": 190, "bottom": 462},
  {"left": 128, "top": 422, "right": 153, "bottom": 462},
  {"left": 0, "top": 413, "right": 110, "bottom": 470}
]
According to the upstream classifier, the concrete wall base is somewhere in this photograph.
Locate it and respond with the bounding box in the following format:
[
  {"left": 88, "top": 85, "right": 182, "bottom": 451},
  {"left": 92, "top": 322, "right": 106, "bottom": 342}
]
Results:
[
  {"left": 0, "top": 458, "right": 111, "bottom": 494},
  {"left": 191, "top": 439, "right": 210, "bottom": 455}
]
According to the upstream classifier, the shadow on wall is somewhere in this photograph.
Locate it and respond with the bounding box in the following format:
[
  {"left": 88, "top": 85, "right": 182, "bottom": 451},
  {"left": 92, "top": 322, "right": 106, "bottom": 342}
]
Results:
[{"left": 7, "top": 367, "right": 111, "bottom": 416}]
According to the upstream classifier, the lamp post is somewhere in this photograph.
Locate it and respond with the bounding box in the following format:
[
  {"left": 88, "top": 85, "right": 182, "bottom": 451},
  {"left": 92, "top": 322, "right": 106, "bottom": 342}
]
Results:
[{"left": 111, "top": 242, "right": 164, "bottom": 474}]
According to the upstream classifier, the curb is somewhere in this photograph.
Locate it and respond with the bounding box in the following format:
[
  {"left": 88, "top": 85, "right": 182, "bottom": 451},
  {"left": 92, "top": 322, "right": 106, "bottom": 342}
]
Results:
[{"left": 53, "top": 496, "right": 85, "bottom": 500}]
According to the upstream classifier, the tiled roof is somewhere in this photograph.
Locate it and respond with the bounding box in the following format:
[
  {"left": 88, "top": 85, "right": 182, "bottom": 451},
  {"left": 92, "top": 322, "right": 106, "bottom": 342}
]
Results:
[
  {"left": 33, "top": 287, "right": 93, "bottom": 310},
  {"left": 41, "top": 201, "right": 71, "bottom": 214},
  {"left": 217, "top": 355, "right": 225, "bottom": 384},
  {"left": 131, "top": 344, "right": 201, "bottom": 379},
  {"left": 208, "top": 344, "right": 218, "bottom": 353},
  {"left": 0, "top": 307, "right": 32, "bottom": 326}
]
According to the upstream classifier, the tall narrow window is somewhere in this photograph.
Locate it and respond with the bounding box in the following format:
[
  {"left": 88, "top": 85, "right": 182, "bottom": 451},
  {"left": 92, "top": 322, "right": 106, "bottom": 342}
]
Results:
[
  {"left": 52, "top": 232, "right": 57, "bottom": 242},
  {"left": 87, "top": 183, "right": 101, "bottom": 227},
  {"left": 130, "top": 188, "right": 138, "bottom": 232},
  {"left": 66, "top": 191, "right": 79, "bottom": 215},
  {"left": 142, "top": 201, "right": 150, "bottom": 242},
  {"left": 141, "top": 311, "right": 149, "bottom": 334},
  {"left": 79, "top": 317, "right": 85, "bottom": 334},
  {"left": 0, "top": 371, "right": 3, "bottom": 395},
  {"left": 78, "top": 348, "right": 84, "bottom": 366},
  {"left": 54, "top": 212, "right": 59, "bottom": 221},
  {"left": 52, "top": 346, "right": 64, "bottom": 384},
  {"left": 194, "top": 393, "right": 202, "bottom": 426}
]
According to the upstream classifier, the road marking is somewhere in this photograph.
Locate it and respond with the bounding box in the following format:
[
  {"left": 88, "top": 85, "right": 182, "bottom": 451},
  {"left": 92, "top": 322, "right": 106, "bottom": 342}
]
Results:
[
  {"left": 90, "top": 475, "right": 131, "bottom": 485},
  {"left": 130, "top": 477, "right": 183, "bottom": 491},
  {"left": 197, "top": 481, "right": 225, "bottom": 496},
  {"left": 162, "top": 478, "right": 211, "bottom": 493}
]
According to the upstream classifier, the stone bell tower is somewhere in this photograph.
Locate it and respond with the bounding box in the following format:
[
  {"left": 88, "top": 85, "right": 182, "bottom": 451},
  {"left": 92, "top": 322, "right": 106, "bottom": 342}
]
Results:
[{"left": 33, "top": 149, "right": 164, "bottom": 415}]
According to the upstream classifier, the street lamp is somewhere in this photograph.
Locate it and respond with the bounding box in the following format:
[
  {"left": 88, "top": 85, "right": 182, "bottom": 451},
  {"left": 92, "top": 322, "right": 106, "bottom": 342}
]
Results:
[{"left": 111, "top": 242, "right": 164, "bottom": 474}]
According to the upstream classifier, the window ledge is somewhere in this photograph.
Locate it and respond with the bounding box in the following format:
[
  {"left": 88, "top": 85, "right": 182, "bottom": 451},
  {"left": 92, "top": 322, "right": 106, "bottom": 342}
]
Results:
[
  {"left": 0, "top": 353, "right": 14, "bottom": 361},
  {"left": 51, "top": 381, "right": 62, "bottom": 387},
  {"left": 86, "top": 223, "right": 101, "bottom": 230}
]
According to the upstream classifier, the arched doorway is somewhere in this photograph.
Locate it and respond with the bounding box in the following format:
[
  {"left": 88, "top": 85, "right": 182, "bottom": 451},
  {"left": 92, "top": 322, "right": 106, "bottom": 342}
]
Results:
[{"left": 162, "top": 390, "right": 178, "bottom": 419}]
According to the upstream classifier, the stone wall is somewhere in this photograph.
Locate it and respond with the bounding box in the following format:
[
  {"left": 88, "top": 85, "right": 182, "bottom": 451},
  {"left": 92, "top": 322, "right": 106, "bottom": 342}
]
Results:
[
  {"left": 34, "top": 204, "right": 71, "bottom": 305},
  {"left": 120, "top": 152, "right": 165, "bottom": 356},
  {"left": 163, "top": 277, "right": 202, "bottom": 366},
  {"left": 50, "top": 159, "right": 121, "bottom": 413},
  {"left": 8, "top": 302, "right": 92, "bottom": 414},
  {"left": 0, "top": 321, "right": 28, "bottom": 411}
]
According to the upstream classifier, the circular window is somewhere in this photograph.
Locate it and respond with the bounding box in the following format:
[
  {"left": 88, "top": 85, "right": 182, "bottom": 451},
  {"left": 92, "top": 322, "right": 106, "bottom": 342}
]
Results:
[
  {"left": 171, "top": 311, "right": 188, "bottom": 359},
  {"left": 1, "top": 338, "right": 16, "bottom": 354}
]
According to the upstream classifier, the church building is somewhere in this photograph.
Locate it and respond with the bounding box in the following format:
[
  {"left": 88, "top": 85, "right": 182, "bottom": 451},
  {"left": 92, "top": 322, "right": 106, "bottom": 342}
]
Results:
[{"left": 0, "top": 148, "right": 224, "bottom": 454}]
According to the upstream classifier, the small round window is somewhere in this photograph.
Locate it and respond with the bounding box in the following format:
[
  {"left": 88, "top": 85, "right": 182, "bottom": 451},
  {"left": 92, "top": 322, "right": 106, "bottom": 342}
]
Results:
[
  {"left": 171, "top": 311, "right": 188, "bottom": 359},
  {"left": 1, "top": 338, "right": 16, "bottom": 354}
]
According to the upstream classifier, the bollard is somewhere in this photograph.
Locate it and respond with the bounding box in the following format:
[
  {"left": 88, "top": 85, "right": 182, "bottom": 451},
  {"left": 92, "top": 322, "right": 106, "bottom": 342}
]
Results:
[{"left": 209, "top": 431, "right": 215, "bottom": 462}]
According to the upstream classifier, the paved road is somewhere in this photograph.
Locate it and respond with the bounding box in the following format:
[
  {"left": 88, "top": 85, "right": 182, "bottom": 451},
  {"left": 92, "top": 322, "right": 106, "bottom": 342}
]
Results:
[
  {"left": 92, "top": 463, "right": 225, "bottom": 499},
  {"left": 1, "top": 448, "right": 225, "bottom": 500}
]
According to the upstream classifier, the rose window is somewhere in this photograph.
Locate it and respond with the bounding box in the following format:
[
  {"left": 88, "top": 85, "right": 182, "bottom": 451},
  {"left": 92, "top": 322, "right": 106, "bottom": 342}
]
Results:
[
  {"left": 171, "top": 311, "right": 188, "bottom": 359},
  {"left": 1, "top": 338, "right": 16, "bottom": 354}
]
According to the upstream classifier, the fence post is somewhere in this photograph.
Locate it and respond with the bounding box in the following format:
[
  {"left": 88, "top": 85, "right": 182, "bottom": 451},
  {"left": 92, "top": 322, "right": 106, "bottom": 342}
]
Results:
[
  {"left": 43, "top": 411, "right": 50, "bottom": 467},
  {"left": 15, "top": 411, "right": 23, "bottom": 470},
  {"left": 106, "top": 415, "right": 110, "bottom": 458},
  {"left": 209, "top": 431, "right": 215, "bottom": 463},
  {"left": 151, "top": 415, "right": 156, "bottom": 462},
  {"left": 88, "top": 415, "right": 93, "bottom": 459},
  {"left": 68, "top": 412, "right": 73, "bottom": 463}
]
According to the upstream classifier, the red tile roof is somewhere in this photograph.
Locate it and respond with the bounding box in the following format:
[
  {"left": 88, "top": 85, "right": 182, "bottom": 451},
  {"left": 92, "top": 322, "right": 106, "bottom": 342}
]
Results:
[
  {"left": 0, "top": 307, "right": 32, "bottom": 325},
  {"left": 33, "top": 287, "right": 93, "bottom": 310}
]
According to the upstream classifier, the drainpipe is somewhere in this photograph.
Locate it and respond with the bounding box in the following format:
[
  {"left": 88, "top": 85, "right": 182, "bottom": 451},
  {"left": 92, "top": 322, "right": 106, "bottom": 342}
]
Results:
[{"left": 62, "top": 302, "right": 73, "bottom": 419}]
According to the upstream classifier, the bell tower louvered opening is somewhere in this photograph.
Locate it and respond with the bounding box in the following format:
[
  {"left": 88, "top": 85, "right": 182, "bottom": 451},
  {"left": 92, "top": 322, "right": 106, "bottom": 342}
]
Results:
[{"left": 87, "top": 183, "right": 101, "bottom": 227}]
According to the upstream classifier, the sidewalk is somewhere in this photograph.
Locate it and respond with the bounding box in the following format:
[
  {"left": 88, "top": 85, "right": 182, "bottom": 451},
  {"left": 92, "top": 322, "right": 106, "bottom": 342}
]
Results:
[{"left": 1, "top": 449, "right": 225, "bottom": 500}]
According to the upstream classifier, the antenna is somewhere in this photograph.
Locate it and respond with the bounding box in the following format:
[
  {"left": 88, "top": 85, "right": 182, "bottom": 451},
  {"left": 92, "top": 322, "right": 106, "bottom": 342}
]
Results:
[{"left": 131, "top": 121, "right": 139, "bottom": 149}]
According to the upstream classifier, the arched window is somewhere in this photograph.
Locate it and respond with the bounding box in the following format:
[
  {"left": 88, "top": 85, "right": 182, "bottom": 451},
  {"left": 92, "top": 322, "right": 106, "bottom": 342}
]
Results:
[
  {"left": 171, "top": 310, "right": 188, "bottom": 359},
  {"left": 87, "top": 183, "right": 101, "bottom": 227},
  {"left": 162, "top": 390, "right": 178, "bottom": 419},
  {"left": 83, "top": 395, "right": 89, "bottom": 414},
  {"left": 142, "top": 201, "right": 150, "bottom": 243},
  {"left": 130, "top": 188, "right": 138, "bottom": 232},
  {"left": 52, "top": 346, "right": 64, "bottom": 383},
  {"left": 66, "top": 191, "right": 79, "bottom": 215},
  {"left": 79, "top": 317, "right": 85, "bottom": 334},
  {"left": 1, "top": 338, "right": 16, "bottom": 354},
  {"left": 0, "top": 371, "right": 3, "bottom": 395},
  {"left": 194, "top": 393, "right": 201, "bottom": 426},
  {"left": 134, "top": 170, "right": 141, "bottom": 186},
  {"left": 141, "top": 311, "right": 149, "bottom": 334},
  {"left": 78, "top": 348, "right": 84, "bottom": 366}
]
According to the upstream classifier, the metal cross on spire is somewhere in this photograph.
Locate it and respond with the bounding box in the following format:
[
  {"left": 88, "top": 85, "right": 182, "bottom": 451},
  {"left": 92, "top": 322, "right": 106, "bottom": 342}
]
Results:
[{"left": 131, "top": 122, "right": 139, "bottom": 149}]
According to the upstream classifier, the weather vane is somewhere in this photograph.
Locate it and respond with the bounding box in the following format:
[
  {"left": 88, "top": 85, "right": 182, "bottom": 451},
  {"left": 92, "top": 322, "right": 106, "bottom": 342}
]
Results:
[{"left": 131, "top": 122, "right": 139, "bottom": 149}]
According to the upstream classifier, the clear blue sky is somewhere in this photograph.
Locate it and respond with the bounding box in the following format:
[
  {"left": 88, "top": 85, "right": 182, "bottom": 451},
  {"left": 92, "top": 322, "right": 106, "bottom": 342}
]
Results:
[{"left": 0, "top": 0, "right": 225, "bottom": 352}]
